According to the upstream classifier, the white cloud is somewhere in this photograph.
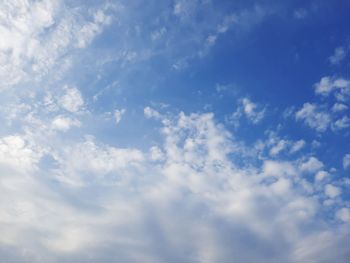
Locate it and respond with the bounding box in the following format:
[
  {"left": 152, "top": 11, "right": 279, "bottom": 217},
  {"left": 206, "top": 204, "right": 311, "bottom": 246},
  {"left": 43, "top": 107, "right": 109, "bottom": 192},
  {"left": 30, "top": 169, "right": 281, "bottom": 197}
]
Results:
[
  {"left": 53, "top": 136, "right": 144, "bottom": 185},
  {"left": 0, "top": 0, "right": 115, "bottom": 88},
  {"left": 230, "top": 98, "right": 265, "bottom": 126},
  {"left": 300, "top": 157, "right": 324, "bottom": 173},
  {"left": 290, "top": 139, "right": 305, "bottom": 154},
  {"left": 241, "top": 98, "right": 265, "bottom": 123},
  {"left": 270, "top": 177, "right": 291, "bottom": 195},
  {"left": 329, "top": 46, "right": 347, "bottom": 65},
  {"left": 262, "top": 133, "right": 306, "bottom": 157},
  {"left": 0, "top": 111, "right": 349, "bottom": 262},
  {"left": 336, "top": 208, "right": 350, "bottom": 223},
  {"left": 290, "top": 230, "right": 350, "bottom": 263},
  {"left": 149, "top": 146, "right": 164, "bottom": 161},
  {"left": 332, "top": 103, "right": 348, "bottom": 112},
  {"left": 0, "top": 0, "right": 56, "bottom": 87},
  {"left": 325, "top": 184, "right": 342, "bottom": 198},
  {"left": 269, "top": 139, "right": 288, "bottom": 156},
  {"left": 332, "top": 116, "right": 350, "bottom": 130},
  {"left": 51, "top": 115, "right": 81, "bottom": 132},
  {"left": 144, "top": 106, "right": 162, "bottom": 120},
  {"left": 343, "top": 154, "right": 350, "bottom": 170},
  {"left": 295, "top": 103, "right": 331, "bottom": 132},
  {"left": 0, "top": 2, "right": 349, "bottom": 260},
  {"left": 0, "top": 134, "right": 42, "bottom": 171},
  {"left": 296, "top": 76, "right": 350, "bottom": 133},
  {"left": 315, "top": 170, "right": 329, "bottom": 182},
  {"left": 314, "top": 76, "right": 350, "bottom": 98},
  {"left": 58, "top": 86, "right": 84, "bottom": 113},
  {"left": 75, "top": 9, "right": 112, "bottom": 48},
  {"left": 114, "top": 108, "right": 126, "bottom": 124},
  {"left": 263, "top": 160, "right": 296, "bottom": 177}
]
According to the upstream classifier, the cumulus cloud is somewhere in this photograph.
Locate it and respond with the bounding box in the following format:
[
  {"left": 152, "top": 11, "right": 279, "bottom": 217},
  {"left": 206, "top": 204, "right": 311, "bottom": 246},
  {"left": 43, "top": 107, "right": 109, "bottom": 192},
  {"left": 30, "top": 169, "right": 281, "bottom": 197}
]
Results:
[
  {"left": 263, "top": 160, "right": 296, "bottom": 177},
  {"left": 325, "top": 184, "right": 342, "bottom": 198},
  {"left": 58, "top": 86, "right": 84, "bottom": 113},
  {"left": 290, "top": 140, "right": 305, "bottom": 153},
  {"left": 336, "top": 208, "right": 350, "bottom": 223},
  {"left": 269, "top": 139, "right": 288, "bottom": 156},
  {"left": 0, "top": 134, "right": 42, "bottom": 171},
  {"left": 296, "top": 76, "right": 350, "bottom": 133},
  {"left": 332, "top": 115, "right": 350, "bottom": 130},
  {"left": 0, "top": 110, "right": 349, "bottom": 262},
  {"left": 314, "top": 76, "right": 350, "bottom": 99},
  {"left": 259, "top": 132, "right": 306, "bottom": 157},
  {"left": 52, "top": 136, "right": 144, "bottom": 185},
  {"left": 51, "top": 116, "right": 81, "bottom": 132},
  {"left": 315, "top": 170, "right": 329, "bottom": 182},
  {"left": 332, "top": 103, "right": 348, "bottom": 112},
  {"left": 144, "top": 106, "right": 162, "bottom": 120},
  {"left": 295, "top": 103, "right": 331, "bottom": 132},
  {"left": 0, "top": 1, "right": 350, "bottom": 262},
  {"left": 300, "top": 157, "right": 324, "bottom": 173}
]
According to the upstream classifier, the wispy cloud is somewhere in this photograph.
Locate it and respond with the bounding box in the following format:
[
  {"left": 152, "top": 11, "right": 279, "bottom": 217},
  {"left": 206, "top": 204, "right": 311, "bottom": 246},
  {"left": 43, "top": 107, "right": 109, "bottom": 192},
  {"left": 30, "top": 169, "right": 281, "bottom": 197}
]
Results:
[
  {"left": 329, "top": 46, "right": 348, "bottom": 65},
  {"left": 0, "top": 0, "right": 116, "bottom": 88}
]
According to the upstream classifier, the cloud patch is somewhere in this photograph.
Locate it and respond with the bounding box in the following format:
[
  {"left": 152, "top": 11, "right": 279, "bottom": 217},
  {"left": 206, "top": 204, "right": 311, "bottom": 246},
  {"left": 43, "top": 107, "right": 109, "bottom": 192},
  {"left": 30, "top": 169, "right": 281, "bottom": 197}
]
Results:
[{"left": 295, "top": 103, "right": 331, "bottom": 132}]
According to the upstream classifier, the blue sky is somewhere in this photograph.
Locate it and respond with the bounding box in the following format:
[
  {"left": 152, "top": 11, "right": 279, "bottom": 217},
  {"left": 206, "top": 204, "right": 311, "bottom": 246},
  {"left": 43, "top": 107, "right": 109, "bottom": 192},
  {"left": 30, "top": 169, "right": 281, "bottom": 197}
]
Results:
[{"left": 0, "top": 0, "right": 350, "bottom": 262}]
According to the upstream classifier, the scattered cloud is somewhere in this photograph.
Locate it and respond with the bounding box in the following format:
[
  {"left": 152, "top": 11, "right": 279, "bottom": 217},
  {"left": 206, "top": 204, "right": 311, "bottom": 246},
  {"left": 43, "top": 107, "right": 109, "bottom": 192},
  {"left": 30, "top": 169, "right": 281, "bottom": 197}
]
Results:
[
  {"left": 329, "top": 46, "right": 348, "bottom": 65},
  {"left": 0, "top": 105, "right": 349, "bottom": 262},
  {"left": 53, "top": 136, "right": 144, "bottom": 186},
  {"left": 114, "top": 108, "right": 126, "bottom": 125},
  {"left": 315, "top": 170, "right": 329, "bottom": 182},
  {"left": 295, "top": 103, "right": 331, "bottom": 132},
  {"left": 336, "top": 208, "right": 350, "bottom": 223},
  {"left": 325, "top": 184, "right": 342, "bottom": 198},
  {"left": 332, "top": 103, "right": 348, "bottom": 112},
  {"left": 251, "top": 131, "right": 307, "bottom": 160},
  {"left": 290, "top": 140, "right": 306, "bottom": 153},
  {"left": 241, "top": 98, "right": 265, "bottom": 123},
  {"left": 144, "top": 106, "right": 162, "bottom": 120},
  {"left": 314, "top": 76, "right": 350, "bottom": 99},
  {"left": 0, "top": 1, "right": 349, "bottom": 262},
  {"left": 229, "top": 97, "right": 266, "bottom": 126},
  {"left": 295, "top": 76, "right": 350, "bottom": 133},
  {"left": 269, "top": 139, "right": 288, "bottom": 156},
  {"left": 0, "top": 134, "right": 42, "bottom": 171},
  {"left": 0, "top": 0, "right": 116, "bottom": 88},
  {"left": 58, "top": 86, "right": 84, "bottom": 113},
  {"left": 51, "top": 116, "right": 81, "bottom": 132},
  {"left": 332, "top": 115, "right": 350, "bottom": 131},
  {"left": 300, "top": 157, "right": 324, "bottom": 173}
]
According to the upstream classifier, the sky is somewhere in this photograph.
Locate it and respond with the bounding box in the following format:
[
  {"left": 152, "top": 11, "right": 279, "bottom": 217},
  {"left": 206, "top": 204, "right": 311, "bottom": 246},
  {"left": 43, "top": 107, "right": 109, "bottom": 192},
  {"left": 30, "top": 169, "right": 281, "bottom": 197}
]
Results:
[{"left": 0, "top": 0, "right": 350, "bottom": 262}]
